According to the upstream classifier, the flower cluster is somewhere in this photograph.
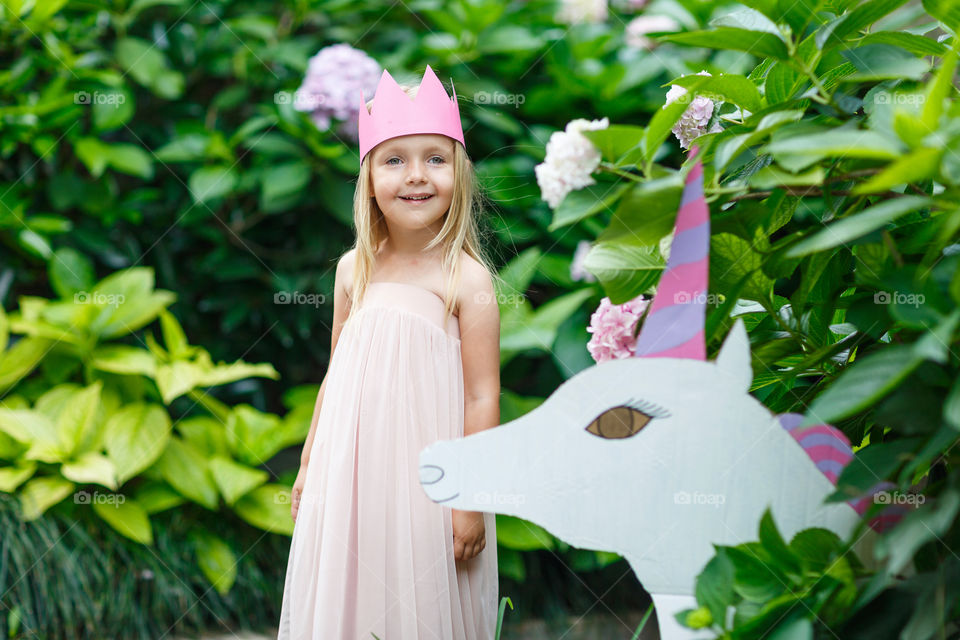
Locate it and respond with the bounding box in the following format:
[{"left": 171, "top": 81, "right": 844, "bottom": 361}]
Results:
[
  {"left": 663, "top": 70, "right": 724, "bottom": 150},
  {"left": 586, "top": 295, "right": 651, "bottom": 363},
  {"left": 625, "top": 15, "right": 681, "bottom": 50},
  {"left": 292, "top": 44, "right": 382, "bottom": 142},
  {"left": 556, "top": 0, "right": 608, "bottom": 24},
  {"left": 570, "top": 240, "right": 598, "bottom": 283},
  {"left": 535, "top": 117, "right": 610, "bottom": 209}
]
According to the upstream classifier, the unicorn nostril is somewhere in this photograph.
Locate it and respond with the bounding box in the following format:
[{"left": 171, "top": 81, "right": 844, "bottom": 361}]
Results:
[{"left": 419, "top": 464, "right": 445, "bottom": 485}]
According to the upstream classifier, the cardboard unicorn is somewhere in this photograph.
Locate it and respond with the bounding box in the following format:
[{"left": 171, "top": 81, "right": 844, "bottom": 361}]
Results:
[{"left": 419, "top": 145, "right": 900, "bottom": 639}]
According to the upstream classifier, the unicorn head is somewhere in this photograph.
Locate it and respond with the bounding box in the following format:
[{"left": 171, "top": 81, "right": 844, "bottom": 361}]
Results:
[{"left": 419, "top": 145, "right": 892, "bottom": 639}]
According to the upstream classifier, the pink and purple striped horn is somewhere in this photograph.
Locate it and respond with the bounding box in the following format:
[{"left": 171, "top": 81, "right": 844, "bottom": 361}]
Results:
[{"left": 633, "top": 144, "right": 709, "bottom": 360}]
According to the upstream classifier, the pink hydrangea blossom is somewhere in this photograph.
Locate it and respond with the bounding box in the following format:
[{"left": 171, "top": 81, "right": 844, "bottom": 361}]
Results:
[
  {"left": 586, "top": 295, "right": 651, "bottom": 363},
  {"left": 625, "top": 15, "right": 680, "bottom": 50}
]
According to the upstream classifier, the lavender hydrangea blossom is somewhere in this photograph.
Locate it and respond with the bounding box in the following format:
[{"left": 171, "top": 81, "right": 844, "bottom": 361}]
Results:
[
  {"left": 663, "top": 70, "right": 724, "bottom": 150},
  {"left": 292, "top": 44, "right": 382, "bottom": 143}
]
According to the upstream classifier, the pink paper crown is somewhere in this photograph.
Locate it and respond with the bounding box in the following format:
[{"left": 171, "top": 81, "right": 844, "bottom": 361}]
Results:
[{"left": 357, "top": 64, "right": 465, "bottom": 162}]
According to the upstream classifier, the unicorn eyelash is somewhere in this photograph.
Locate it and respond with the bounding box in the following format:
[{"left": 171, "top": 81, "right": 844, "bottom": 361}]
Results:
[{"left": 625, "top": 397, "right": 671, "bottom": 419}]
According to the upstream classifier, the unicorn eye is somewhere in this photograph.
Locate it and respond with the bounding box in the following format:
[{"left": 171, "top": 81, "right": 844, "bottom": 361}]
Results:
[{"left": 585, "top": 398, "right": 670, "bottom": 440}]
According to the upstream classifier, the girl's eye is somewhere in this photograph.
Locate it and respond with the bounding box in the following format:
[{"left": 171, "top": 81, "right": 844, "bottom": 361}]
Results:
[{"left": 385, "top": 156, "right": 445, "bottom": 165}]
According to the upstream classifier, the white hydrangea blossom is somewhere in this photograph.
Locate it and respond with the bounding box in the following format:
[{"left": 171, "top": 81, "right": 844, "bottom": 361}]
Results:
[
  {"left": 570, "top": 239, "right": 598, "bottom": 282},
  {"left": 535, "top": 117, "right": 610, "bottom": 209},
  {"left": 625, "top": 15, "right": 681, "bottom": 50},
  {"left": 556, "top": 0, "right": 608, "bottom": 24},
  {"left": 663, "top": 70, "right": 723, "bottom": 150}
]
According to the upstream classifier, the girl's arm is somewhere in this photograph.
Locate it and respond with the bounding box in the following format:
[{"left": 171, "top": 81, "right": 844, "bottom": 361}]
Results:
[
  {"left": 459, "top": 260, "right": 501, "bottom": 435},
  {"left": 299, "top": 249, "right": 356, "bottom": 468}
]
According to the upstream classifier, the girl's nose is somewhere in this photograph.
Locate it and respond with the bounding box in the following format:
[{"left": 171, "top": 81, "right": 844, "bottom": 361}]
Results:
[{"left": 405, "top": 160, "right": 427, "bottom": 182}]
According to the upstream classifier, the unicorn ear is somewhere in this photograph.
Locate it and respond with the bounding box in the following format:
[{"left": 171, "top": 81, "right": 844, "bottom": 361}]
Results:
[{"left": 715, "top": 318, "right": 752, "bottom": 392}]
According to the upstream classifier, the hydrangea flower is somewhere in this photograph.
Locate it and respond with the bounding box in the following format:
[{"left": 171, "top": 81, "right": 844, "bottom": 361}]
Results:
[
  {"left": 586, "top": 294, "right": 651, "bottom": 363},
  {"left": 292, "top": 44, "right": 381, "bottom": 142},
  {"left": 535, "top": 117, "right": 609, "bottom": 209},
  {"left": 625, "top": 15, "right": 681, "bottom": 50},
  {"left": 616, "top": 0, "right": 649, "bottom": 12},
  {"left": 663, "top": 70, "right": 724, "bottom": 150},
  {"left": 557, "top": 0, "right": 608, "bottom": 24},
  {"left": 570, "top": 240, "right": 597, "bottom": 283}
]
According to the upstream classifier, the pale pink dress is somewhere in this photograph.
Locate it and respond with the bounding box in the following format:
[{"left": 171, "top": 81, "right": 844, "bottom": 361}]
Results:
[{"left": 277, "top": 281, "right": 498, "bottom": 640}]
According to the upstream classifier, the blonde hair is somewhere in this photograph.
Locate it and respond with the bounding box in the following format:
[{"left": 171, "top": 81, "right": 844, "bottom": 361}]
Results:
[{"left": 345, "top": 80, "right": 501, "bottom": 326}]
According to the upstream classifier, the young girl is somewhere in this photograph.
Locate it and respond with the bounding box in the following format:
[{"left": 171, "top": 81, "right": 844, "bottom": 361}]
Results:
[{"left": 277, "top": 65, "right": 501, "bottom": 639}]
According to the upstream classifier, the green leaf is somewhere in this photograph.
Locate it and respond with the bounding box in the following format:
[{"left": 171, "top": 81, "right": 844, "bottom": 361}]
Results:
[
  {"left": 104, "top": 403, "right": 172, "bottom": 485},
  {"left": 658, "top": 28, "right": 790, "bottom": 60},
  {"left": 664, "top": 73, "right": 763, "bottom": 113},
  {"left": 55, "top": 381, "right": 102, "bottom": 458},
  {"left": 261, "top": 161, "right": 312, "bottom": 209},
  {"left": 233, "top": 484, "right": 295, "bottom": 535},
  {"left": 821, "top": 0, "right": 910, "bottom": 47},
  {"left": 90, "top": 345, "right": 157, "bottom": 377},
  {"left": 727, "top": 544, "right": 786, "bottom": 602},
  {"left": 49, "top": 247, "right": 94, "bottom": 299},
  {"left": 852, "top": 149, "right": 942, "bottom": 194},
  {"left": 0, "top": 462, "right": 37, "bottom": 492},
  {"left": 189, "top": 165, "right": 238, "bottom": 203},
  {"left": 764, "top": 129, "right": 905, "bottom": 160},
  {"left": 694, "top": 547, "right": 736, "bottom": 625},
  {"left": 832, "top": 438, "right": 923, "bottom": 497},
  {"left": 135, "top": 480, "right": 186, "bottom": 514},
  {"left": 0, "top": 337, "right": 53, "bottom": 393},
  {"left": 841, "top": 44, "right": 931, "bottom": 81},
  {"left": 548, "top": 182, "right": 631, "bottom": 230},
  {"left": 710, "top": 233, "right": 773, "bottom": 302},
  {"left": 93, "top": 497, "right": 153, "bottom": 544},
  {"left": 494, "top": 515, "right": 555, "bottom": 550},
  {"left": 581, "top": 241, "right": 664, "bottom": 304},
  {"left": 154, "top": 437, "right": 219, "bottom": 510},
  {"left": 192, "top": 530, "right": 237, "bottom": 595},
  {"left": 789, "top": 527, "right": 843, "bottom": 573},
  {"left": 859, "top": 31, "right": 947, "bottom": 57},
  {"left": 88, "top": 267, "right": 176, "bottom": 339},
  {"left": 921, "top": 41, "right": 958, "bottom": 131},
  {"left": 786, "top": 195, "right": 932, "bottom": 257},
  {"left": 61, "top": 451, "right": 118, "bottom": 490},
  {"left": 803, "top": 345, "right": 923, "bottom": 424},
  {"left": 598, "top": 174, "right": 684, "bottom": 246},
  {"left": 875, "top": 488, "right": 960, "bottom": 574},
  {"left": 115, "top": 37, "right": 183, "bottom": 99},
  {"left": 209, "top": 455, "right": 269, "bottom": 506},
  {"left": 19, "top": 475, "right": 74, "bottom": 520},
  {"left": 758, "top": 509, "right": 803, "bottom": 577},
  {"left": 582, "top": 126, "right": 646, "bottom": 163},
  {"left": 922, "top": 0, "right": 960, "bottom": 32},
  {"left": 91, "top": 87, "right": 134, "bottom": 131}
]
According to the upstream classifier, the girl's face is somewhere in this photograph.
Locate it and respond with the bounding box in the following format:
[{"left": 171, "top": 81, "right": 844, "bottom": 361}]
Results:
[{"left": 369, "top": 134, "right": 456, "bottom": 235}]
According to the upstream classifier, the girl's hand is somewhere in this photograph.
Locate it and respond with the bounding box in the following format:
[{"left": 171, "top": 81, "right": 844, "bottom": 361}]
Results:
[
  {"left": 452, "top": 509, "right": 486, "bottom": 561},
  {"left": 291, "top": 465, "right": 308, "bottom": 522}
]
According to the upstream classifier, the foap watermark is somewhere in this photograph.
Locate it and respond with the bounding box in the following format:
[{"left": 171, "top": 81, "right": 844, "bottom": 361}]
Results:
[
  {"left": 874, "top": 290, "right": 925, "bottom": 308},
  {"left": 474, "top": 91, "right": 525, "bottom": 108},
  {"left": 673, "top": 291, "right": 725, "bottom": 305},
  {"left": 473, "top": 490, "right": 526, "bottom": 506},
  {"left": 274, "top": 290, "right": 326, "bottom": 308},
  {"left": 74, "top": 490, "right": 126, "bottom": 505},
  {"left": 674, "top": 490, "right": 725, "bottom": 508},
  {"left": 875, "top": 490, "right": 925, "bottom": 506},
  {"left": 873, "top": 92, "right": 925, "bottom": 106},
  {"left": 474, "top": 290, "right": 526, "bottom": 308},
  {"left": 273, "top": 90, "right": 324, "bottom": 109},
  {"left": 74, "top": 90, "right": 126, "bottom": 106},
  {"left": 75, "top": 291, "right": 125, "bottom": 308}
]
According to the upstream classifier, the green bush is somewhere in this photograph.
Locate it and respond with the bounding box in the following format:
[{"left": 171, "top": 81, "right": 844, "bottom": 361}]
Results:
[
  {"left": 547, "top": 0, "right": 960, "bottom": 635},
  {"left": 0, "top": 265, "right": 312, "bottom": 596}
]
